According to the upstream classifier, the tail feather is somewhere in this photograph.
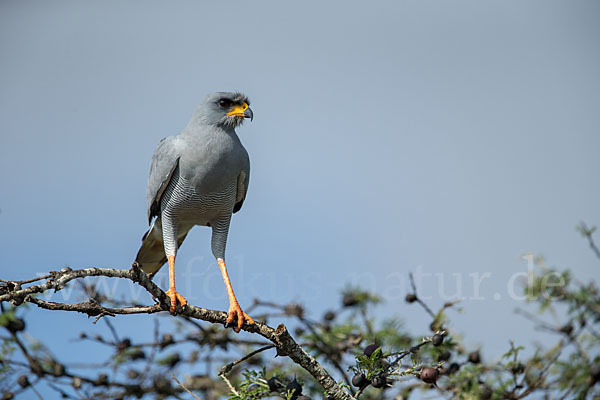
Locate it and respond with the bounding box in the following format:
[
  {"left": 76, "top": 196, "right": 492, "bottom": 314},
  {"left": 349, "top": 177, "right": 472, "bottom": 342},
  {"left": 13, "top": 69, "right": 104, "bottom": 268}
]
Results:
[{"left": 135, "top": 219, "right": 189, "bottom": 275}]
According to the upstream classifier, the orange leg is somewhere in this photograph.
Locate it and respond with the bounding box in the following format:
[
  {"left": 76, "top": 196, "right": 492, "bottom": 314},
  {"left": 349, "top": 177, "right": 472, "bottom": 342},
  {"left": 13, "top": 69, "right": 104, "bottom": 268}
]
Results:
[
  {"left": 218, "top": 258, "right": 254, "bottom": 332},
  {"left": 165, "top": 255, "right": 188, "bottom": 313}
]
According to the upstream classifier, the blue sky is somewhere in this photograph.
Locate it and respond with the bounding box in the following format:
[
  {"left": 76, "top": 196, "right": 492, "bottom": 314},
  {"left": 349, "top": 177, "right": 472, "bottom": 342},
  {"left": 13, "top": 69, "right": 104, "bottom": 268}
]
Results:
[{"left": 1, "top": 1, "right": 599, "bottom": 398}]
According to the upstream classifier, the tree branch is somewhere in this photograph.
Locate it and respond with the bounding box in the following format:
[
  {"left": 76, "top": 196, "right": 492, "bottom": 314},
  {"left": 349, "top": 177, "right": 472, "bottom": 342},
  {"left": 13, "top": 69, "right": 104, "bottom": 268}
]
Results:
[
  {"left": 219, "top": 344, "right": 275, "bottom": 376},
  {"left": 0, "top": 263, "right": 354, "bottom": 400}
]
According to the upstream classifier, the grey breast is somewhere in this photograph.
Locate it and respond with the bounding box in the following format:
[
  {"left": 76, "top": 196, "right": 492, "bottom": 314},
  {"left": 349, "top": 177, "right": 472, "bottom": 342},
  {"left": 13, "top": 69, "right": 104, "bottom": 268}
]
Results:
[{"left": 159, "top": 165, "right": 237, "bottom": 258}]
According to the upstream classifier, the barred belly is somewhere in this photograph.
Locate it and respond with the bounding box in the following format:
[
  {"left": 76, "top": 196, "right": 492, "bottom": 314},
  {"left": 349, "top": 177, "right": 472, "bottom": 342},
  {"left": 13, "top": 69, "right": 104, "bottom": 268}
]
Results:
[{"left": 160, "top": 167, "right": 236, "bottom": 259}]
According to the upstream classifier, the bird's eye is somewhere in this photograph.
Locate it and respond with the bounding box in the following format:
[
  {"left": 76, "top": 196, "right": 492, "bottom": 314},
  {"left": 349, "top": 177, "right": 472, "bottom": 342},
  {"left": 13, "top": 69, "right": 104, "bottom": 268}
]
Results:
[{"left": 218, "top": 99, "right": 232, "bottom": 108}]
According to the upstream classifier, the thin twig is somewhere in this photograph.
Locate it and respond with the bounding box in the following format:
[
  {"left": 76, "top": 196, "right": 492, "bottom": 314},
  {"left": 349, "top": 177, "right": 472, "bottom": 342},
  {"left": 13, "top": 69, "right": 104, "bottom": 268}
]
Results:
[
  {"left": 219, "top": 344, "right": 275, "bottom": 375},
  {"left": 388, "top": 338, "right": 431, "bottom": 364},
  {"left": 26, "top": 296, "right": 162, "bottom": 317},
  {"left": 29, "top": 384, "right": 44, "bottom": 400},
  {"left": 514, "top": 308, "right": 559, "bottom": 333},
  {"left": 354, "top": 384, "right": 367, "bottom": 398},
  {"left": 579, "top": 222, "right": 600, "bottom": 260},
  {"left": 140, "top": 319, "right": 161, "bottom": 382},
  {"left": 0, "top": 274, "right": 53, "bottom": 285},
  {"left": 409, "top": 273, "right": 436, "bottom": 319},
  {"left": 359, "top": 307, "right": 374, "bottom": 340},
  {"left": 93, "top": 311, "right": 115, "bottom": 324},
  {"left": 104, "top": 317, "right": 120, "bottom": 342},
  {"left": 11, "top": 331, "right": 43, "bottom": 375},
  {"left": 170, "top": 371, "right": 203, "bottom": 400},
  {"left": 219, "top": 372, "right": 240, "bottom": 397}
]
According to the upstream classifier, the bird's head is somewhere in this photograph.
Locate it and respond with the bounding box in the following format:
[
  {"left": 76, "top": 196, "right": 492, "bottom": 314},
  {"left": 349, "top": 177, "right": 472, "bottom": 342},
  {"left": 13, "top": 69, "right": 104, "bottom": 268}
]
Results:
[{"left": 192, "top": 92, "right": 253, "bottom": 129}]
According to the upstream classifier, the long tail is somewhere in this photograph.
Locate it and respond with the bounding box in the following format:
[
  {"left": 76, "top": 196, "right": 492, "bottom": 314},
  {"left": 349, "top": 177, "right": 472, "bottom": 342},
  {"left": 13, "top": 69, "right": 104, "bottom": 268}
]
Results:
[{"left": 135, "top": 218, "right": 189, "bottom": 275}]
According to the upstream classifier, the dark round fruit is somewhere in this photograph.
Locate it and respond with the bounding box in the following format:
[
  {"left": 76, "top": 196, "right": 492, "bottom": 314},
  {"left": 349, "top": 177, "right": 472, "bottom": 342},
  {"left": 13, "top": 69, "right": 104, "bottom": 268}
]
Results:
[
  {"left": 429, "top": 321, "right": 441, "bottom": 332},
  {"left": 160, "top": 333, "right": 174, "bottom": 348},
  {"left": 447, "top": 362, "right": 460, "bottom": 375},
  {"left": 419, "top": 367, "right": 438, "bottom": 384},
  {"left": 343, "top": 293, "right": 359, "bottom": 307},
  {"left": 166, "top": 353, "right": 181, "bottom": 368},
  {"left": 323, "top": 311, "right": 336, "bottom": 321},
  {"left": 363, "top": 343, "right": 380, "bottom": 357},
  {"left": 267, "top": 376, "right": 283, "bottom": 392},
  {"left": 247, "top": 384, "right": 260, "bottom": 392},
  {"left": 437, "top": 350, "right": 451, "bottom": 361},
  {"left": 371, "top": 375, "right": 387, "bottom": 389},
  {"left": 405, "top": 294, "right": 417, "bottom": 303},
  {"left": 352, "top": 373, "right": 368, "bottom": 388},
  {"left": 5, "top": 318, "right": 25, "bottom": 334},
  {"left": 127, "top": 370, "right": 139, "bottom": 380},
  {"left": 117, "top": 338, "right": 131, "bottom": 352},
  {"left": 286, "top": 377, "right": 302, "bottom": 395},
  {"left": 559, "top": 324, "right": 573, "bottom": 335},
  {"left": 481, "top": 385, "right": 493, "bottom": 399},
  {"left": 17, "top": 375, "right": 29, "bottom": 388},
  {"left": 153, "top": 376, "right": 171, "bottom": 394},
  {"left": 468, "top": 351, "right": 481, "bottom": 364},
  {"left": 52, "top": 362, "right": 66, "bottom": 376},
  {"left": 95, "top": 373, "right": 108, "bottom": 385},
  {"left": 285, "top": 304, "right": 304, "bottom": 318},
  {"left": 129, "top": 348, "right": 145, "bottom": 360},
  {"left": 431, "top": 334, "right": 444, "bottom": 346},
  {"left": 511, "top": 363, "right": 525, "bottom": 374}
]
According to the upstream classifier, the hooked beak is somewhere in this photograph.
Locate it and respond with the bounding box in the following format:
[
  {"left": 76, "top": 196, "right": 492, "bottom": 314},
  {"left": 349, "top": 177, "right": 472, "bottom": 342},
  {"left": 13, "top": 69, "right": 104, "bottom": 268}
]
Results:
[
  {"left": 244, "top": 106, "right": 254, "bottom": 121},
  {"left": 226, "top": 102, "right": 253, "bottom": 121}
]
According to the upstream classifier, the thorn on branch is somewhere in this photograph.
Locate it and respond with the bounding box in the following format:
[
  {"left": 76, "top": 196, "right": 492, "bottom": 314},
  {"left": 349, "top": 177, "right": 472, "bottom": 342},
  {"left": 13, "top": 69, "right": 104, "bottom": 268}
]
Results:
[{"left": 93, "top": 311, "right": 116, "bottom": 324}]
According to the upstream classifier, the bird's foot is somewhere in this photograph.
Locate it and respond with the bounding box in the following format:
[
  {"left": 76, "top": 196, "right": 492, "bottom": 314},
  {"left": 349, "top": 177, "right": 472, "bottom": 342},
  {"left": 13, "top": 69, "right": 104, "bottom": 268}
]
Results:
[
  {"left": 165, "top": 288, "right": 188, "bottom": 314},
  {"left": 226, "top": 302, "right": 255, "bottom": 333}
]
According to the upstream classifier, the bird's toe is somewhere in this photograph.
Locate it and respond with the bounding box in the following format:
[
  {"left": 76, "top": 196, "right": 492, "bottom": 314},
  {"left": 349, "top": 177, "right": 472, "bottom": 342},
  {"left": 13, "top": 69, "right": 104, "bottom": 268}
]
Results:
[
  {"left": 166, "top": 288, "right": 187, "bottom": 314},
  {"left": 176, "top": 293, "right": 188, "bottom": 307},
  {"left": 226, "top": 303, "right": 254, "bottom": 333},
  {"left": 243, "top": 312, "right": 255, "bottom": 325}
]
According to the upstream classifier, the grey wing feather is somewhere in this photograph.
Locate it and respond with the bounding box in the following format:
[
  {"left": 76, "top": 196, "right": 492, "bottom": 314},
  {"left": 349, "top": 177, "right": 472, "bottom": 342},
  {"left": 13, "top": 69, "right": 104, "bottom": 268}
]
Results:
[
  {"left": 146, "top": 136, "right": 180, "bottom": 224},
  {"left": 233, "top": 155, "right": 250, "bottom": 214}
]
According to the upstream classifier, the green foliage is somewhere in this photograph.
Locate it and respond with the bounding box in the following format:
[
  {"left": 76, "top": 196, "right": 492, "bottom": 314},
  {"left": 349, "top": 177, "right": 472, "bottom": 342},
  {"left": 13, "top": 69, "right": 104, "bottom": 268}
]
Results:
[
  {"left": 228, "top": 369, "right": 271, "bottom": 400},
  {"left": 1, "top": 223, "right": 599, "bottom": 399},
  {"left": 0, "top": 308, "right": 17, "bottom": 328},
  {"left": 341, "top": 287, "right": 381, "bottom": 308},
  {"left": 114, "top": 347, "right": 145, "bottom": 365},
  {"left": 352, "top": 347, "right": 385, "bottom": 380}
]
